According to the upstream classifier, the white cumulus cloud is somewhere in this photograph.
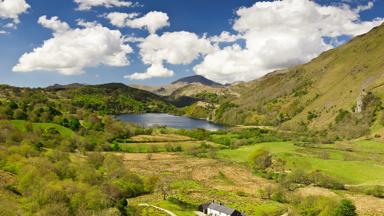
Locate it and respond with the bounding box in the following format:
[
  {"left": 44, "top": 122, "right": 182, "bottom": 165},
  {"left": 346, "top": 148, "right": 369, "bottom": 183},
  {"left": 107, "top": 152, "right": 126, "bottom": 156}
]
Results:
[
  {"left": 38, "top": 16, "right": 70, "bottom": 34},
  {"left": 106, "top": 11, "right": 169, "bottom": 34},
  {"left": 195, "top": 45, "right": 264, "bottom": 84},
  {"left": 139, "top": 31, "right": 214, "bottom": 65},
  {"left": 13, "top": 16, "right": 132, "bottom": 75},
  {"left": 126, "top": 31, "right": 214, "bottom": 80},
  {"left": 209, "top": 31, "right": 241, "bottom": 43},
  {"left": 0, "top": 0, "right": 30, "bottom": 24},
  {"left": 106, "top": 12, "right": 138, "bottom": 27},
  {"left": 125, "top": 63, "right": 174, "bottom": 80},
  {"left": 74, "top": 0, "right": 132, "bottom": 11},
  {"left": 195, "top": 0, "right": 384, "bottom": 84}
]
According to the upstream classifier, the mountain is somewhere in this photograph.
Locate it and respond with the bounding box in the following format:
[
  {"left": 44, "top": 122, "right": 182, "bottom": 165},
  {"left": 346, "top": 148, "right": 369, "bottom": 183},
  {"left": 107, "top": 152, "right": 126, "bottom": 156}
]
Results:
[
  {"left": 171, "top": 75, "right": 222, "bottom": 86},
  {"left": 46, "top": 83, "right": 85, "bottom": 90},
  {"left": 214, "top": 24, "right": 384, "bottom": 138},
  {"left": 130, "top": 75, "right": 227, "bottom": 98}
]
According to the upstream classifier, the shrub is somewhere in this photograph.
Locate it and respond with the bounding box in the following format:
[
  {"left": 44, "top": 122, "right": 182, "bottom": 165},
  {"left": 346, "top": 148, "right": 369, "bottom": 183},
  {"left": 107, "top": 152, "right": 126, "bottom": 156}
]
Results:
[
  {"left": 259, "top": 186, "right": 273, "bottom": 200},
  {"left": 333, "top": 199, "right": 357, "bottom": 216},
  {"left": 283, "top": 169, "right": 311, "bottom": 185},
  {"left": 335, "top": 109, "right": 351, "bottom": 124},
  {"left": 280, "top": 170, "right": 344, "bottom": 190},
  {"left": 295, "top": 196, "right": 338, "bottom": 216},
  {"left": 271, "top": 187, "right": 287, "bottom": 203},
  {"left": 13, "top": 109, "right": 27, "bottom": 120},
  {"left": 309, "top": 171, "right": 345, "bottom": 190},
  {"left": 87, "top": 152, "right": 105, "bottom": 169},
  {"left": 365, "top": 185, "right": 384, "bottom": 198},
  {"left": 248, "top": 149, "right": 272, "bottom": 171}
]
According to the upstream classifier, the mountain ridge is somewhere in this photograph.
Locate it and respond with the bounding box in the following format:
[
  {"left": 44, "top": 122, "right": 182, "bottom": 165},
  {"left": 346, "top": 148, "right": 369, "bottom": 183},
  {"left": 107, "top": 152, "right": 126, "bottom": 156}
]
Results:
[
  {"left": 130, "top": 75, "right": 227, "bottom": 97},
  {"left": 171, "top": 75, "right": 222, "bottom": 86}
]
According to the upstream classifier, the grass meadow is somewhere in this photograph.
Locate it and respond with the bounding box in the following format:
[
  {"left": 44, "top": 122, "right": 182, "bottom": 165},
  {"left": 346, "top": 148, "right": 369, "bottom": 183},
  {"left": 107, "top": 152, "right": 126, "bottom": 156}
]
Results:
[{"left": 217, "top": 140, "right": 384, "bottom": 185}]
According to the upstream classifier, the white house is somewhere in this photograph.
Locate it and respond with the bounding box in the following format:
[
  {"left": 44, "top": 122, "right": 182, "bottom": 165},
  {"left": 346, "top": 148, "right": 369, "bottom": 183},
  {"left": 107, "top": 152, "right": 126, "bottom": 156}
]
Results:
[{"left": 198, "top": 201, "right": 246, "bottom": 216}]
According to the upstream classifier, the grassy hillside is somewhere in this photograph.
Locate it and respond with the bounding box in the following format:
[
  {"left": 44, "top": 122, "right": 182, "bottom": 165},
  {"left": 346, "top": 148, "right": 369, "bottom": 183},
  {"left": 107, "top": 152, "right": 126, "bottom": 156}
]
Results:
[
  {"left": 217, "top": 140, "right": 384, "bottom": 185},
  {"left": 9, "top": 120, "right": 76, "bottom": 137},
  {"left": 217, "top": 24, "right": 384, "bottom": 135}
]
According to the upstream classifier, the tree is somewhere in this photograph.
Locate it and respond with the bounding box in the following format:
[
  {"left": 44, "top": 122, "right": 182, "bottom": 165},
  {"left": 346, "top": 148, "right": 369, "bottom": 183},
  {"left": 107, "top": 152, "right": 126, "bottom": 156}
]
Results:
[
  {"left": 156, "top": 178, "right": 172, "bottom": 200},
  {"left": 0, "top": 106, "right": 13, "bottom": 119},
  {"left": 144, "top": 176, "right": 159, "bottom": 193},
  {"left": 333, "top": 199, "right": 357, "bottom": 216},
  {"left": 103, "top": 155, "right": 125, "bottom": 179},
  {"left": 13, "top": 109, "right": 27, "bottom": 120},
  {"left": 248, "top": 149, "right": 272, "bottom": 171},
  {"left": 59, "top": 118, "right": 69, "bottom": 127},
  {"left": 25, "top": 122, "right": 33, "bottom": 132},
  {"left": 88, "top": 152, "right": 105, "bottom": 169},
  {"left": 8, "top": 101, "right": 18, "bottom": 110},
  {"left": 116, "top": 198, "right": 128, "bottom": 216},
  {"left": 69, "top": 118, "right": 81, "bottom": 131}
]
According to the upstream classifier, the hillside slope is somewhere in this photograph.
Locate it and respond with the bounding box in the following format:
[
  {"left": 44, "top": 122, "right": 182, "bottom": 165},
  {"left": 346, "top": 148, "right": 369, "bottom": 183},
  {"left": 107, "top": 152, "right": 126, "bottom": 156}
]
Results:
[{"left": 218, "top": 24, "right": 384, "bottom": 133}]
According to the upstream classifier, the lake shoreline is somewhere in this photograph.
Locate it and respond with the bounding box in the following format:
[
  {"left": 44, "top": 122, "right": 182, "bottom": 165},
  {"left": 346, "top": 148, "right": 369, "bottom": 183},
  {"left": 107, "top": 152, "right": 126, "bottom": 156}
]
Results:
[{"left": 116, "top": 113, "right": 224, "bottom": 131}]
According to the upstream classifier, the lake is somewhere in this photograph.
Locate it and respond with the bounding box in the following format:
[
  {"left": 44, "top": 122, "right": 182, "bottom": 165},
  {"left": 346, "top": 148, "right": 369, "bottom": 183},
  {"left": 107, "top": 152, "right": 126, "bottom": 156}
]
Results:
[{"left": 116, "top": 113, "right": 224, "bottom": 131}]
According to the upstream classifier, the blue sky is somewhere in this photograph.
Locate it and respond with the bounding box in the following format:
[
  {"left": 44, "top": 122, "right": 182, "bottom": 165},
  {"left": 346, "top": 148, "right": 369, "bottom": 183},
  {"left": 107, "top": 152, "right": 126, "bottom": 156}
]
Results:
[{"left": 0, "top": 0, "right": 383, "bottom": 87}]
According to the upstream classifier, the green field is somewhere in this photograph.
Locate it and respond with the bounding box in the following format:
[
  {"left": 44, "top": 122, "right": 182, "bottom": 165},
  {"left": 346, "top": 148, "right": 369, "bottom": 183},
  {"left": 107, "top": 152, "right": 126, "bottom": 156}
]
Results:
[
  {"left": 8, "top": 120, "right": 76, "bottom": 137},
  {"left": 143, "top": 199, "right": 285, "bottom": 216},
  {"left": 217, "top": 141, "right": 384, "bottom": 185},
  {"left": 117, "top": 134, "right": 221, "bottom": 153},
  {"left": 129, "top": 177, "right": 287, "bottom": 216},
  {"left": 118, "top": 141, "right": 215, "bottom": 153}
]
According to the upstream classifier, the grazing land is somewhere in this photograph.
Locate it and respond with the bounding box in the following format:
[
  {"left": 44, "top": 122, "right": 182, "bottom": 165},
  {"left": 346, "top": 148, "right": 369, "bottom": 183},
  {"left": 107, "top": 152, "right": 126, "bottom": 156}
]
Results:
[
  {"left": 119, "top": 149, "right": 384, "bottom": 216},
  {"left": 121, "top": 153, "right": 287, "bottom": 216},
  {"left": 217, "top": 140, "right": 384, "bottom": 185},
  {"left": 116, "top": 134, "right": 220, "bottom": 153}
]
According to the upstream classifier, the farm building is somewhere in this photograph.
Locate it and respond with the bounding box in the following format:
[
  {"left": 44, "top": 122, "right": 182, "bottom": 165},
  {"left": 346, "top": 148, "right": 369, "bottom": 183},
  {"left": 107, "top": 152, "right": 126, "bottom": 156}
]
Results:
[{"left": 198, "top": 201, "right": 246, "bottom": 216}]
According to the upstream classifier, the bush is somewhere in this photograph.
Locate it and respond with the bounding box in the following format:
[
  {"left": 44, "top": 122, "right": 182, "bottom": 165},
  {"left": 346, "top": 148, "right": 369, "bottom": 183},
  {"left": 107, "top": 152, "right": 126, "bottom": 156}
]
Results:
[
  {"left": 333, "top": 199, "right": 357, "bottom": 216},
  {"left": 280, "top": 169, "right": 311, "bottom": 188},
  {"left": 248, "top": 149, "right": 272, "bottom": 171},
  {"left": 295, "top": 196, "right": 338, "bottom": 216},
  {"left": 279, "top": 170, "right": 344, "bottom": 190},
  {"left": 271, "top": 187, "right": 287, "bottom": 203},
  {"left": 87, "top": 152, "right": 105, "bottom": 169},
  {"left": 309, "top": 171, "right": 345, "bottom": 190},
  {"left": 365, "top": 185, "right": 384, "bottom": 198}
]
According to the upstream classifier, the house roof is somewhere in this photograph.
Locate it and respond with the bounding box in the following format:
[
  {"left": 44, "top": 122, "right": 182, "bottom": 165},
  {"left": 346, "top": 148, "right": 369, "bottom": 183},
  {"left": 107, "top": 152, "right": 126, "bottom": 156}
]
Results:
[
  {"left": 208, "top": 202, "right": 236, "bottom": 215},
  {"left": 199, "top": 201, "right": 246, "bottom": 216}
]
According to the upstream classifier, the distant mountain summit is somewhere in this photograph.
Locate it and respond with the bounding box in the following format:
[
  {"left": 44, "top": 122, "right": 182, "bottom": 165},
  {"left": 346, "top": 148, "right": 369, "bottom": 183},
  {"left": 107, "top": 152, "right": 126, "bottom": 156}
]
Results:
[
  {"left": 47, "top": 83, "right": 85, "bottom": 90},
  {"left": 171, "top": 75, "right": 222, "bottom": 86}
]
